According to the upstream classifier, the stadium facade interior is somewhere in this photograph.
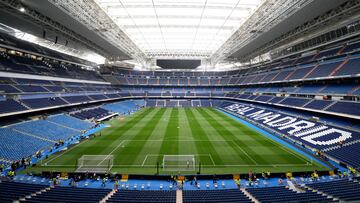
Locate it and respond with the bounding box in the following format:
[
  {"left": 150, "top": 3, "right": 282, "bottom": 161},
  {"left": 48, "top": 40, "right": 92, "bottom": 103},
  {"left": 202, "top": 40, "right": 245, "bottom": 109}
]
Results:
[{"left": 0, "top": 0, "right": 360, "bottom": 202}]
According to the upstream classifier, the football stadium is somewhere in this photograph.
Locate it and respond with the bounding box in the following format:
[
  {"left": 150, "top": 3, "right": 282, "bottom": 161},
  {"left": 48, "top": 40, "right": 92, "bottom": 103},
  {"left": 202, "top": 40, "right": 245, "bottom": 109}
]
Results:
[{"left": 0, "top": 0, "right": 359, "bottom": 202}]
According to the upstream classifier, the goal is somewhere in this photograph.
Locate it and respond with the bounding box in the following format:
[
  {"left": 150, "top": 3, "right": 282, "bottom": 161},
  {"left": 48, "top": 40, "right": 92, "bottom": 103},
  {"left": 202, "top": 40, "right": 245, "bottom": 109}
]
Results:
[
  {"left": 76, "top": 155, "right": 114, "bottom": 173},
  {"left": 162, "top": 155, "right": 195, "bottom": 171}
]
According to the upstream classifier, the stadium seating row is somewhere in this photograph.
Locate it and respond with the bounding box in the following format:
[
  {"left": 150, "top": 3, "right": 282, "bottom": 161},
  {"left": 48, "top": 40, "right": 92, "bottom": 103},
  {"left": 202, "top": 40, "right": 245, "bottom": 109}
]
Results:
[
  {"left": 0, "top": 114, "right": 93, "bottom": 161},
  {"left": 2, "top": 178, "right": 360, "bottom": 202},
  {"left": 107, "top": 56, "right": 360, "bottom": 86},
  {"left": 145, "top": 99, "right": 223, "bottom": 108}
]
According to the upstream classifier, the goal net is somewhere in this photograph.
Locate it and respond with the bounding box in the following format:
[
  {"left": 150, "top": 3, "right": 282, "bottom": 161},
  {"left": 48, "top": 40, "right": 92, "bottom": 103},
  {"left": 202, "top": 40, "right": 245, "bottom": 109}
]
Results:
[
  {"left": 76, "top": 155, "right": 114, "bottom": 173},
  {"left": 162, "top": 155, "right": 195, "bottom": 171}
]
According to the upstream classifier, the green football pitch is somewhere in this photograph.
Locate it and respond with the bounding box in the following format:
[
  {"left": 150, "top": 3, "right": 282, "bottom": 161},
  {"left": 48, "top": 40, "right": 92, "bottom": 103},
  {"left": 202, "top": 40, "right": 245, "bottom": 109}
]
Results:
[{"left": 26, "top": 107, "right": 328, "bottom": 175}]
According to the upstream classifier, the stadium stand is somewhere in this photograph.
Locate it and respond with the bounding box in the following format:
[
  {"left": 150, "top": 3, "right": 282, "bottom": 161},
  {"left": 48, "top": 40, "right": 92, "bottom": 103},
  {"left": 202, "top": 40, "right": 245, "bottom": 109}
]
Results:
[
  {"left": 11, "top": 120, "right": 80, "bottom": 141},
  {"left": 246, "top": 186, "right": 335, "bottom": 203},
  {"left": 107, "top": 190, "right": 176, "bottom": 203},
  {"left": 71, "top": 107, "right": 112, "bottom": 120},
  {"left": 102, "top": 100, "right": 141, "bottom": 114},
  {"left": 305, "top": 178, "right": 360, "bottom": 202},
  {"left": 0, "top": 99, "right": 28, "bottom": 114},
  {"left": 22, "top": 186, "right": 111, "bottom": 203},
  {"left": 46, "top": 114, "right": 93, "bottom": 130},
  {"left": 183, "top": 189, "right": 251, "bottom": 203},
  {"left": 0, "top": 128, "right": 51, "bottom": 161},
  {"left": 0, "top": 181, "right": 48, "bottom": 203}
]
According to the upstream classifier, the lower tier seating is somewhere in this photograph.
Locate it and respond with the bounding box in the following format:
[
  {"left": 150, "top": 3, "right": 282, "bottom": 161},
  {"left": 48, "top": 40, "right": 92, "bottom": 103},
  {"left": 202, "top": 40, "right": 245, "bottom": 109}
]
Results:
[
  {"left": 0, "top": 128, "right": 51, "bottom": 160},
  {"left": 246, "top": 186, "right": 335, "bottom": 203},
  {"left": 22, "top": 186, "right": 111, "bottom": 203},
  {"left": 307, "top": 179, "right": 360, "bottom": 202},
  {"left": 183, "top": 189, "right": 251, "bottom": 203},
  {"left": 11, "top": 120, "right": 80, "bottom": 141},
  {"left": 0, "top": 181, "right": 48, "bottom": 203},
  {"left": 47, "top": 114, "right": 93, "bottom": 130},
  {"left": 107, "top": 190, "right": 176, "bottom": 203}
]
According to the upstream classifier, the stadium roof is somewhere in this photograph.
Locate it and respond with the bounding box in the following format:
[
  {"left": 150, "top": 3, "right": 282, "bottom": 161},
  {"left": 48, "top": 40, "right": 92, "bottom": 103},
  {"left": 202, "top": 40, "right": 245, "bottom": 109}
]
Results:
[
  {"left": 93, "top": 0, "right": 264, "bottom": 59},
  {"left": 0, "top": 0, "right": 350, "bottom": 69}
]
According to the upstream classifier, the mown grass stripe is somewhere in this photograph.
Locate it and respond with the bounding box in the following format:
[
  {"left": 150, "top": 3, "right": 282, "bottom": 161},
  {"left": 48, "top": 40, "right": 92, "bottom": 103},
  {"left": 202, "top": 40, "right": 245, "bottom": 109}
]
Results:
[
  {"left": 110, "top": 107, "right": 163, "bottom": 165},
  {"left": 209, "top": 108, "right": 308, "bottom": 164},
  {"left": 186, "top": 108, "right": 225, "bottom": 166},
  {"left": 163, "top": 108, "right": 179, "bottom": 154},
  {"left": 196, "top": 108, "right": 259, "bottom": 165},
  {"left": 177, "top": 108, "right": 199, "bottom": 155},
  {"left": 155, "top": 108, "right": 179, "bottom": 163},
  {"left": 126, "top": 108, "right": 167, "bottom": 165},
  {"left": 131, "top": 108, "right": 173, "bottom": 166}
]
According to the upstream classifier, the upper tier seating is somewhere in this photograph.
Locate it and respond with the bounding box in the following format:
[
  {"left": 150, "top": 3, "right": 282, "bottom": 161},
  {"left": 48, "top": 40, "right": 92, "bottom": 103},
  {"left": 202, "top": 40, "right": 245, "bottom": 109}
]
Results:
[
  {"left": 335, "top": 57, "right": 360, "bottom": 76},
  {"left": 102, "top": 56, "right": 360, "bottom": 86},
  {"left": 71, "top": 108, "right": 111, "bottom": 120},
  {"left": 0, "top": 99, "right": 27, "bottom": 114},
  {"left": 326, "top": 101, "right": 360, "bottom": 116},
  {"left": 62, "top": 95, "right": 92, "bottom": 103},
  {"left": 279, "top": 97, "right": 311, "bottom": 107},
  {"left": 22, "top": 97, "right": 68, "bottom": 109},
  {"left": 303, "top": 100, "right": 333, "bottom": 110}
]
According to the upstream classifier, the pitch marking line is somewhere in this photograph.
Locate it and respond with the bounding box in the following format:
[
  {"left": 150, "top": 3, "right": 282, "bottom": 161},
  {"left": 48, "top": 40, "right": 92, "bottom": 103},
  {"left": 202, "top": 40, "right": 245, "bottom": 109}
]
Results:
[
  {"left": 42, "top": 138, "right": 90, "bottom": 166},
  {"left": 231, "top": 140, "right": 258, "bottom": 165},
  {"left": 97, "top": 140, "right": 127, "bottom": 166},
  {"left": 140, "top": 154, "right": 216, "bottom": 167},
  {"left": 208, "top": 154, "right": 216, "bottom": 166},
  {"left": 141, "top": 155, "right": 149, "bottom": 167}
]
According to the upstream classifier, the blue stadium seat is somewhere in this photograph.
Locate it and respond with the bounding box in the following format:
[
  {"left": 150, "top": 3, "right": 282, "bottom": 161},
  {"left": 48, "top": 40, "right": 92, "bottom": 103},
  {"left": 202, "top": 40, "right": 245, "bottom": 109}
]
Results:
[
  {"left": 47, "top": 114, "right": 93, "bottom": 130},
  {"left": 183, "top": 189, "right": 251, "bottom": 203},
  {"left": 0, "top": 128, "right": 51, "bottom": 160}
]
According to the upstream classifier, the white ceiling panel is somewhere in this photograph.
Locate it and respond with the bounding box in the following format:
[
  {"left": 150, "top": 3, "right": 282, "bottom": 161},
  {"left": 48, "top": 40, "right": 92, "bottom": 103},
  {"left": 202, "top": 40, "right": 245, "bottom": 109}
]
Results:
[{"left": 94, "top": 0, "right": 264, "bottom": 58}]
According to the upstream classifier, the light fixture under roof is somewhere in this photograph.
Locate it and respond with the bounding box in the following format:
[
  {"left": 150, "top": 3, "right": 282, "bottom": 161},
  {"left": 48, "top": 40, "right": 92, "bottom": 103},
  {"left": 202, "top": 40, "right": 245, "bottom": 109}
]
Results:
[
  {"left": 94, "top": 0, "right": 264, "bottom": 59},
  {"left": 19, "top": 7, "right": 25, "bottom": 13}
]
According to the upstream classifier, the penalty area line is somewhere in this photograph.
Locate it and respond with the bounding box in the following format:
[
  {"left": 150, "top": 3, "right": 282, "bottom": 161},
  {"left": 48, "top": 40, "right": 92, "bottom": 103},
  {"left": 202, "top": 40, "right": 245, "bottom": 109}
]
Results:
[
  {"left": 141, "top": 155, "right": 149, "bottom": 167},
  {"left": 97, "top": 140, "right": 126, "bottom": 166},
  {"left": 208, "top": 154, "right": 216, "bottom": 166},
  {"left": 42, "top": 138, "right": 90, "bottom": 166}
]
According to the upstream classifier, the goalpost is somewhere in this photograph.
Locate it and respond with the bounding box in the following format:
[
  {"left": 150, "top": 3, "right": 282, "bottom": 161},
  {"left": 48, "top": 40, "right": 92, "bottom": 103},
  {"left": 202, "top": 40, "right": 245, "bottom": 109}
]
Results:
[
  {"left": 76, "top": 155, "right": 114, "bottom": 173},
  {"left": 162, "top": 155, "right": 195, "bottom": 171}
]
